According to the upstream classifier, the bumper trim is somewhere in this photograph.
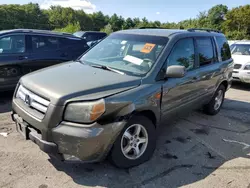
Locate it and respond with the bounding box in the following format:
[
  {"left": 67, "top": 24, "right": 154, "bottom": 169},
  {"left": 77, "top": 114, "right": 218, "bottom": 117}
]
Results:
[
  {"left": 28, "top": 129, "right": 62, "bottom": 159},
  {"left": 12, "top": 112, "right": 63, "bottom": 160}
]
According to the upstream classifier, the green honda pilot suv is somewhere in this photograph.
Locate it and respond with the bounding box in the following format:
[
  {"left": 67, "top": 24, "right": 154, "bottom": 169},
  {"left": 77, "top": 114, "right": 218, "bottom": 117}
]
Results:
[{"left": 12, "top": 28, "right": 233, "bottom": 168}]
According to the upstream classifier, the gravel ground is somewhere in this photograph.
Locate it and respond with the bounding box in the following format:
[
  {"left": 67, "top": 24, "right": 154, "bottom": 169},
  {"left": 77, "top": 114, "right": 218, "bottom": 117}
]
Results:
[{"left": 0, "top": 82, "right": 249, "bottom": 188}]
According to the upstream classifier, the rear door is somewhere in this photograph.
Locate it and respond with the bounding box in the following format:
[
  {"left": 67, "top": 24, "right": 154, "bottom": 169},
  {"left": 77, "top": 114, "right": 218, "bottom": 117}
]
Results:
[
  {"left": 161, "top": 38, "right": 203, "bottom": 118},
  {"left": 59, "top": 37, "right": 89, "bottom": 60},
  {"left": 0, "top": 34, "right": 29, "bottom": 79},
  {"left": 194, "top": 37, "right": 221, "bottom": 98},
  {"left": 26, "top": 35, "right": 65, "bottom": 72}
]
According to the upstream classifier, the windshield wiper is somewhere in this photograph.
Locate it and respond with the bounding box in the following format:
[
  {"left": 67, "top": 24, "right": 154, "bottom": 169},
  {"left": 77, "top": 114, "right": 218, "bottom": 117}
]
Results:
[{"left": 90, "top": 64, "right": 125, "bottom": 75}]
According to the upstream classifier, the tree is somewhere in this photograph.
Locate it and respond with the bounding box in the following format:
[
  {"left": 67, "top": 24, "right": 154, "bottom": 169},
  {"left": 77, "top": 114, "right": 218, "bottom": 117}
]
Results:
[
  {"left": 133, "top": 18, "right": 141, "bottom": 28},
  {"left": 207, "top": 4, "right": 228, "bottom": 30},
  {"left": 123, "top": 18, "right": 135, "bottom": 29},
  {"left": 91, "top": 11, "right": 108, "bottom": 31},
  {"left": 101, "top": 24, "right": 113, "bottom": 35},
  {"left": 76, "top": 10, "right": 93, "bottom": 30},
  {"left": 109, "top": 14, "right": 124, "bottom": 31},
  {"left": 223, "top": 5, "right": 250, "bottom": 39},
  {"left": 54, "top": 22, "right": 81, "bottom": 33}
]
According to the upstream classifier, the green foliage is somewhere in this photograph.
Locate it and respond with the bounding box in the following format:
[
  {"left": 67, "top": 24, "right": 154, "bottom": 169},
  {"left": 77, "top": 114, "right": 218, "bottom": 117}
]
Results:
[
  {"left": 100, "top": 24, "right": 113, "bottom": 35},
  {"left": 54, "top": 22, "right": 81, "bottom": 33},
  {"left": 0, "top": 3, "right": 250, "bottom": 39}
]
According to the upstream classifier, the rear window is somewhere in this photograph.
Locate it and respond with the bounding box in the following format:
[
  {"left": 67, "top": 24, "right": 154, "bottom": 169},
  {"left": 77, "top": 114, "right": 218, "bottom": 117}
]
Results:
[
  {"left": 196, "top": 38, "right": 214, "bottom": 66},
  {"left": 216, "top": 36, "right": 231, "bottom": 61}
]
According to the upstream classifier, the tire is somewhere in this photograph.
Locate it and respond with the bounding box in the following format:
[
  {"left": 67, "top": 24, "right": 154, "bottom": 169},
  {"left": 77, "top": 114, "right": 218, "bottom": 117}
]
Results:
[
  {"left": 203, "top": 85, "right": 225, "bottom": 115},
  {"left": 109, "top": 115, "right": 156, "bottom": 168}
]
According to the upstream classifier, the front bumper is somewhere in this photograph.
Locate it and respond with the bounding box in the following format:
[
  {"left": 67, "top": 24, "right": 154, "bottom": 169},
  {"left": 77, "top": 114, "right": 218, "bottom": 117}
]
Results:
[
  {"left": 232, "top": 70, "right": 250, "bottom": 83},
  {"left": 11, "top": 112, "right": 125, "bottom": 162}
]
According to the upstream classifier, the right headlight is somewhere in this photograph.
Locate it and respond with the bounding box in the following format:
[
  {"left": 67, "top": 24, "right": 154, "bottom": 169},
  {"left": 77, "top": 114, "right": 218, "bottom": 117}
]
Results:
[{"left": 64, "top": 99, "right": 105, "bottom": 124}]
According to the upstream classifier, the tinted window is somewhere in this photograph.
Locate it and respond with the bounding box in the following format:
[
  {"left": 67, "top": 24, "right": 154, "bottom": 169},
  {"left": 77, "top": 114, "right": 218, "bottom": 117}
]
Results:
[
  {"left": 216, "top": 36, "right": 231, "bottom": 60},
  {"left": 167, "top": 38, "right": 195, "bottom": 71},
  {"left": 196, "top": 38, "right": 214, "bottom": 66},
  {"left": 0, "top": 35, "right": 25, "bottom": 54},
  {"left": 84, "top": 33, "right": 106, "bottom": 42},
  {"left": 31, "top": 36, "right": 59, "bottom": 52},
  {"left": 60, "top": 38, "right": 84, "bottom": 46}
]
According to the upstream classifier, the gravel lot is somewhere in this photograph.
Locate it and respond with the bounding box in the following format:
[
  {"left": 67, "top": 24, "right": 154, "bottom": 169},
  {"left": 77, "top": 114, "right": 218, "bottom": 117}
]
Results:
[{"left": 0, "top": 83, "right": 250, "bottom": 188}]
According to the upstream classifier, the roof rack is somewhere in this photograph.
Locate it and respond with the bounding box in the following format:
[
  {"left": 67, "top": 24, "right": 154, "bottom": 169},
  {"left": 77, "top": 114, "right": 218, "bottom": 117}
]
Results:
[
  {"left": 11, "top": 29, "right": 74, "bottom": 36},
  {"left": 139, "top": 27, "right": 164, "bottom": 29},
  {"left": 187, "top": 28, "right": 222, "bottom": 33}
]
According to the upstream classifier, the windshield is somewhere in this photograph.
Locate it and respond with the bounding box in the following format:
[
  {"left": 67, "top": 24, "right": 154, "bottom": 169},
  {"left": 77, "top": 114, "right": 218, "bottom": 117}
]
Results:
[
  {"left": 231, "top": 44, "right": 250, "bottom": 55},
  {"left": 80, "top": 33, "right": 168, "bottom": 76}
]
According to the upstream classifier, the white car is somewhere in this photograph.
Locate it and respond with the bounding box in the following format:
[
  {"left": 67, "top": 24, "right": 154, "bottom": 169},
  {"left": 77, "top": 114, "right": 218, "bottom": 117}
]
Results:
[{"left": 231, "top": 41, "right": 250, "bottom": 83}]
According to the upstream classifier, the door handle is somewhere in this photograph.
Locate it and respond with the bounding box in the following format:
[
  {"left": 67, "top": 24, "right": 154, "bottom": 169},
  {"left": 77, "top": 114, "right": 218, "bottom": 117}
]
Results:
[{"left": 18, "top": 56, "right": 28, "bottom": 60}]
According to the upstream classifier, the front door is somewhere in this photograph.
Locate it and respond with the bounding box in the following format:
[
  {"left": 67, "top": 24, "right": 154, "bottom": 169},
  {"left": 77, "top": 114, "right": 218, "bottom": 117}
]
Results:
[
  {"left": 24, "top": 35, "right": 65, "bottom": 74},
  {"left": 161, "top": 38, "right": 203, "bottom": 119},
  {"left": 0, "top": 34, "right": 29, "bottom": 83}
]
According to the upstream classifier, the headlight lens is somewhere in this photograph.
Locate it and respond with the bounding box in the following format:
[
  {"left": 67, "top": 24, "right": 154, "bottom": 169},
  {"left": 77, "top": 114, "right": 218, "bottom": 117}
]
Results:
[
  {"left": 244, "top": 64, "right": 250, "bottom": 70},
  {"left": 64, "top": 99, "right": 105, "bottom": 123}
]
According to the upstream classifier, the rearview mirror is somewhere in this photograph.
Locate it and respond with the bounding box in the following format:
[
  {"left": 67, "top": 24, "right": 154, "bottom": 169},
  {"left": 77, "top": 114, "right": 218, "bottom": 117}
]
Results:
[{"left": 165, "top": 65, "right": 186, "bottom": 78}]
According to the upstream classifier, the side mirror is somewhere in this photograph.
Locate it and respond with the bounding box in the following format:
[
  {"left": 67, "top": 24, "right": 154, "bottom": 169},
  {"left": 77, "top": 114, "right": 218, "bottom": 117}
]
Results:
[{"left": 165, "top": 65, "right": 186, "bottom": 78}]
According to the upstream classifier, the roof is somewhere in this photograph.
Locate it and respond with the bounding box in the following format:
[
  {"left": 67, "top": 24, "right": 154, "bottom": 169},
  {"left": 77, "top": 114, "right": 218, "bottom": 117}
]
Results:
[
  {"left": 115, "top": 29, "right": 224, "bottom": 37},
  {"left": 0, "top": 29, "right": 78, "bottom": 38}
]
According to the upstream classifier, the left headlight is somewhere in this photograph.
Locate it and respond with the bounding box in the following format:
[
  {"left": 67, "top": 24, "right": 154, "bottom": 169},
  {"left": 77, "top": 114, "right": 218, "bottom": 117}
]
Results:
[
  {"left": 244, "top": 64, "right": 250, "bottom": 70},
  {"left": 64, "top": 99, "right": 105, "bottom": 123}
]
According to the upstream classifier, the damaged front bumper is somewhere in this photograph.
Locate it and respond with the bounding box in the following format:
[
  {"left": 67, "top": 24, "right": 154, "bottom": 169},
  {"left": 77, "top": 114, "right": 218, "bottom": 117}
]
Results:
[{"left": 12, "top": 112, "right": 125, "bottom": 162}]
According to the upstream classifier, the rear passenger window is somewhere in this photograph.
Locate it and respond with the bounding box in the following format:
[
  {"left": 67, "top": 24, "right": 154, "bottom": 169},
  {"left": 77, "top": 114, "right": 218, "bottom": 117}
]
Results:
[
  {"left": 196, "top": 38, "right": 214, "bottom": 66},
  {"left": 167, "top": 38, "right": 195, "bottom": 71},
  {"left": 216, "top": 36, "right": 231, "bottom": 61},
  {"left": 31, "top": 36, "right": 59, "bottom": 52}
]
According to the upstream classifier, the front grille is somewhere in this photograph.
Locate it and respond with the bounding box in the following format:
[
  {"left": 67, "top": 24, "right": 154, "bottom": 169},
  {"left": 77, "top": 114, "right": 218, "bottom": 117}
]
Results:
[
  {"left": 16, "top": 85, "right": 50, "bottom": 115},
  {"left": 234, "top": 64, "right": 242, "bottom": 69}
]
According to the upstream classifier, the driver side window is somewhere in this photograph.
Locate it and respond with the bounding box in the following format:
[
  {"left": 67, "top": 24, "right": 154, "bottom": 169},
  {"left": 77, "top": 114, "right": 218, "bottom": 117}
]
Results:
[{"left": 167, "top": 38, "right": 195, "bottom": 71}]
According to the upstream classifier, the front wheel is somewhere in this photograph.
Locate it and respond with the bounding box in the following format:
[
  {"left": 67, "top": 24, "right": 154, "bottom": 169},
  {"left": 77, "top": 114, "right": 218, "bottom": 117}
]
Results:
[
  {"left": 109, "top": 115, "right": 156, "bottom": 168},
  {"left": 203, "top": 85, "right": 225, "bottom": 115}
]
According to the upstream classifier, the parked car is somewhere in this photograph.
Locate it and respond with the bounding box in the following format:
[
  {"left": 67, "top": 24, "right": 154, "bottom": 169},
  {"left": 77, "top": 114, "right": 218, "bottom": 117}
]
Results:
[
  {"left": 12, "top": 28, "right": 233, "bottom": 168},
  {"left": 73, "top": 31, "right": 107, "bottom": 47},
  {"left": 0, "top": 29, "right": 89, "bottom": 91},
  {"left": 231, "top": 41, "right": 250, "bottom": 83}
]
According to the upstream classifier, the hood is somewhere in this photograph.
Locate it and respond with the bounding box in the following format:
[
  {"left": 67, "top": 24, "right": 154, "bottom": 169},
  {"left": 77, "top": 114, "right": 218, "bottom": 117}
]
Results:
[
  {"left": 20, "top": 61, "right": 141, "bottom": 105},
  {"left": 232, "top": 55, "right": 250, "bottom": 66}
]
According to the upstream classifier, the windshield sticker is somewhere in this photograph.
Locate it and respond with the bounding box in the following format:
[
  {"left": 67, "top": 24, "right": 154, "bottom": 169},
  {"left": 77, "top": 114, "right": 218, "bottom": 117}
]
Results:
[
  {"left": 123, "top": 55, "right": 143, "bottom": 65},
  {"left": 140, "top": 43, "right": 156, "bottom": 53}
]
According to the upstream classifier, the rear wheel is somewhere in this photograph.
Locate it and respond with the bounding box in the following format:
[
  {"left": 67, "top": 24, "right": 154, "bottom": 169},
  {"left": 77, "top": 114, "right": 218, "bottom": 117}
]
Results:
[
  {"left": 203, "top": 85, "right": 225, "bottom": 115},
  {"left": 109, "top": 115, "right": 156, "bottom": 168}
]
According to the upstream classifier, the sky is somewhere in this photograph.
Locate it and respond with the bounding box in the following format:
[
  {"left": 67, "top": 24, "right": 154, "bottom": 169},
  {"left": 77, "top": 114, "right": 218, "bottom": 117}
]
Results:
[{"left": 1, "top": 0, "right": 249, "bottom": 22}]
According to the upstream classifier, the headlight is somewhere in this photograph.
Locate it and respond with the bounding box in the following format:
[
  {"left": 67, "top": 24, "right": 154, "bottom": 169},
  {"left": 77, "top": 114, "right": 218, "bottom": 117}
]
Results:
[
  {"left": 64, "top": 99, "right": 105, "bottom": 123},
  {"left": 244, "top": 64, "right": 250, "bottom": 70}
]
